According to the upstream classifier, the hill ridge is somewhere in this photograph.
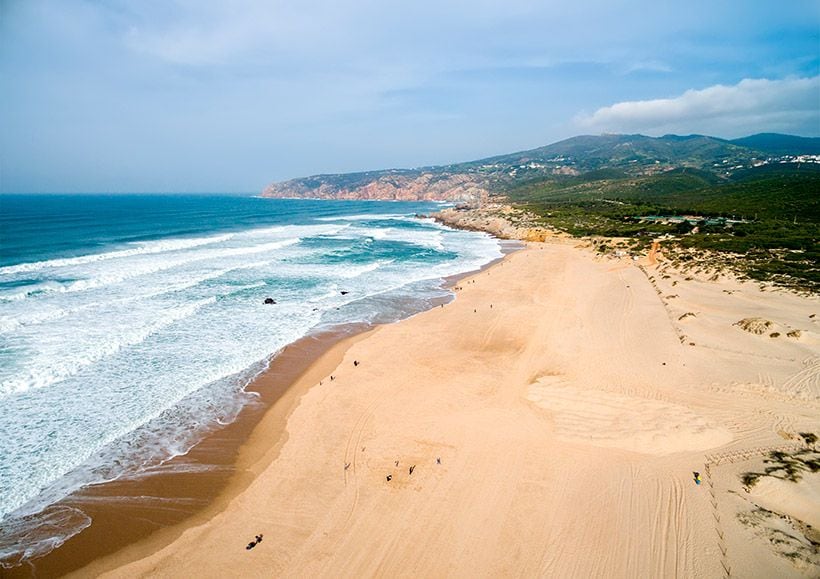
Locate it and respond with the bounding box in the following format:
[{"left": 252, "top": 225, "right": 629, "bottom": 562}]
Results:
[{"left": 262, "top": 132, "right": 818, "bottom": 203}]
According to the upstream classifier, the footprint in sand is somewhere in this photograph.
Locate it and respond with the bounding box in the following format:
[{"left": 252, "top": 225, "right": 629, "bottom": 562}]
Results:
[{"left": 526, "top": 376, "right": 732, "bottom": 455}]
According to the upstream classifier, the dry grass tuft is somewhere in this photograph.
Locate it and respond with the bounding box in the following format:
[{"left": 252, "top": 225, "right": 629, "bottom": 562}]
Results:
[{"left": 734, "top": 317, "right": 773, "bottom": 335}]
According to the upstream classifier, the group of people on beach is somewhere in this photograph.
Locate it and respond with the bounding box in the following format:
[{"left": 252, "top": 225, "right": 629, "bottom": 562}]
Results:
[{"left": 383, "top": 458, "right": 441, "bottom": 482}]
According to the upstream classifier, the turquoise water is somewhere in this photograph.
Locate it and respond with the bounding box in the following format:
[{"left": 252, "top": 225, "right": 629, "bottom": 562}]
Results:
[{"left": 0, "top": 194, "right": 502, "bottom": 562}]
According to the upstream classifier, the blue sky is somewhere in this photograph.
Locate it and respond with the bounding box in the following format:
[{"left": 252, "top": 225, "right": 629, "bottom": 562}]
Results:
[{"left": 1, "top": 0, "right": 818, "bottom": 193}]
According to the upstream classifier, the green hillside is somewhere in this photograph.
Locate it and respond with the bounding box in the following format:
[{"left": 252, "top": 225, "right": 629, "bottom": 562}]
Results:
[
  {"left": 504, "top": 163, "right": 819, "bottom": 291},
  {"left": 272, "top": 132, "right": 809, "bottom": 195},
  {"left": 730, "top": 133, "right": 820, "bottom": 156},
  {"left": 477, "top": 134, "right": 746, "bottom": 170}
]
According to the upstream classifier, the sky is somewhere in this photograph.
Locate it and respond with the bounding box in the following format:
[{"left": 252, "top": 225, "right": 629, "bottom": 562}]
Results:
[{"left": 1, "top": 1, "right": 819, "bottom": 193}]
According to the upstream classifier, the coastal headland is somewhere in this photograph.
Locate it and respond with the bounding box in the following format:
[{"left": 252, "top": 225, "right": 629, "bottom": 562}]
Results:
[{"left": 69, "top": 209, "right": 819, "bottom": 578}]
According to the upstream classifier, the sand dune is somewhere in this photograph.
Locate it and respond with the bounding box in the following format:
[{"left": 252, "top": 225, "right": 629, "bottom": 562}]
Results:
[{"left": 82, "top": 241, "right": 819, "bottom": 578}]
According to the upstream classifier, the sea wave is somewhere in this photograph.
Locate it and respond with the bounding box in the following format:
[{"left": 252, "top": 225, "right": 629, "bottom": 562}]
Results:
[
  {"left": 0, "top": 238, "right": 302, "bottom": 301},
  {"left": 314, "top": 213, "right": 409, "bottom": 222},
  {"left": 0, "top": 233, "right": 236, "bottom": 276},
  {"left": 0, "top": 297, "right": 217, "bottom": 396},
  {"left": 0, "top": 261, "right": 273, "bottom": 334}
]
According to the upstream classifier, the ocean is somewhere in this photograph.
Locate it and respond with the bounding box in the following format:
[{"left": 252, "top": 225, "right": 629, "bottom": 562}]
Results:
[{"left": 0, "top": 194, "right": 502, "bottom": 563}]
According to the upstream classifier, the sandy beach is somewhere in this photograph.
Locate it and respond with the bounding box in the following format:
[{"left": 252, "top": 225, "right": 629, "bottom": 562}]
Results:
[{"left": 65, "top": 239, "right": 819, "bottom": 578}]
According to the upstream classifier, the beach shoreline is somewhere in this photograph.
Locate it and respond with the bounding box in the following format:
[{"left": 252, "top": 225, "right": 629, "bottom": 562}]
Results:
[
  {"left": 1, "top": 324, "right": 370, "bottom": 578},
  {"left": 1, "top": 239, "right": 518, "bottom": 578}
]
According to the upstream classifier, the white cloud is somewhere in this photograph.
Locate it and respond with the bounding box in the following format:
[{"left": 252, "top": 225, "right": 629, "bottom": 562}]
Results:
[
  {"left": 622, "top": 60, "right": 673, "bottom": 74},
  {"left": 576, "top": 76, "right": 820, "bottom": 136}
]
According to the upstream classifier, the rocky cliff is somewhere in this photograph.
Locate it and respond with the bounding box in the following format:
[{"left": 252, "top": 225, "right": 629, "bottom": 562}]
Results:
[
  {"left": 262, "top": 171, "right": 489, "bottom": 203},
  {"left": 430, "top": 204, "right": 561, "bottom": 242}
]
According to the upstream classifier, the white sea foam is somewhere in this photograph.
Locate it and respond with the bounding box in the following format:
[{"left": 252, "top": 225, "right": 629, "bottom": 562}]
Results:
[
  {"left": 0, "top": 238, "right": 303, "bottom": 302},
  {"left": 242, "top": 223, "right": 346, "bottom": 238},
  {"left": 0, "top": 505, "right": 92, "bottom": 567},
  {"left": 314, "top": 213, "right": 408, "bottom": 222},
  {"left": 337, "top": 260, "right": 391, "bottom": 279},
  {"left": 0, "top": 233, "right": 235, "bottom": 276},
  {"left": 0, "top": 306, "right": 69, "bottom": 333},
  {"left": 0, "top": 296, "right": 217, "bottom": 396},
  {"left": 0, "top": 261, "right": 274, "bottom": 335}
]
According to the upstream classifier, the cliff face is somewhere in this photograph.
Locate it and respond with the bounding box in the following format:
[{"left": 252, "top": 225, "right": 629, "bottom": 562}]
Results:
[
  {"left": 431, "top": 205, "right": 561, "bottom": 242},
  {"left": 261, "top": 172, "right": 488, "bottom": 203}
]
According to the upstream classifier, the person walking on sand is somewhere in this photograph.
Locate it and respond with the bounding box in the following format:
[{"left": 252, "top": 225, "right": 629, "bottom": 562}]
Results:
[
  {"left": 246, "top": 534, "right": 263, "bottom": 550},
  {"left": 409, "top": 465, "right": 415, "bottom": 475}
]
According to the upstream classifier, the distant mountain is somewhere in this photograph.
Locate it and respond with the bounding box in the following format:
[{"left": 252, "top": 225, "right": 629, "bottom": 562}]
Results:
[
  {"left": 473, "top": 133, "right": 746, "bottom": 170},
  {"left": 261, "top": 133, "right": 819, "bottom": 203},
  {"left": 729, "top": 133, "right": 820, "bottom": 156}
]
